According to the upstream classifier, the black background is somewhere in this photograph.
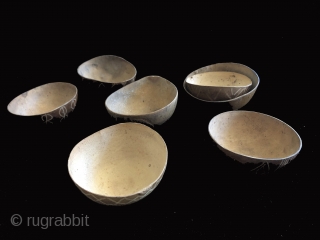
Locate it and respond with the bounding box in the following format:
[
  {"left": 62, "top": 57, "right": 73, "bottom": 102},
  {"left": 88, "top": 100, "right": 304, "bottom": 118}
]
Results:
[{"left": 2, "top": 2, "right": 318, "bottom": 239}]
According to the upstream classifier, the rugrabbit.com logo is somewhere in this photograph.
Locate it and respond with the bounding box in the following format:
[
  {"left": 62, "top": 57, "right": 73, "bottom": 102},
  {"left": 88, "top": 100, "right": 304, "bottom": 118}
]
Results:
[{"left": 11, "top": 214, "right": 89, "bottom": 229}]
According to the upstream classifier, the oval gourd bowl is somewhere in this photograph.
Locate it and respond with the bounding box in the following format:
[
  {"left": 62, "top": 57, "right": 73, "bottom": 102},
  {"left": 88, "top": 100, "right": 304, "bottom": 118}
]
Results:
[
  {"left": 208, "top": 111, "right": 302, "bottom": 170},
  {"left": 68, "top": 123, "right": 168, "bottom": 206},
  {"left": 77, "top": 55, "right": 137, "bottom": 86},
  {"left": 7, "top": 82, "right": 78, "bottom": 123},
  {"left": 105, "top": 76, "right": 178, "bottom": 126}
]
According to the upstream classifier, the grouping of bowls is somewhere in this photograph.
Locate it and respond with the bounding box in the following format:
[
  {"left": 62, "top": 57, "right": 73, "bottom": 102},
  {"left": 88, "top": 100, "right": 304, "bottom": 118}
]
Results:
[{"left": 7, "top": 55, "right": 302, "bottom": 205}]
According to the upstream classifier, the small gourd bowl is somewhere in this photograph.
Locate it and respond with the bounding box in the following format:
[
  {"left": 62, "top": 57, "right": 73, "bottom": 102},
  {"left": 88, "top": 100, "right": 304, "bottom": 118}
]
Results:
[
  {"left": 77, "top": 55, "right": 137, "bottom": 86},
  {"left": 105, "top": 76, "right": 178, "bottom": 126},
  {"left": 208, "top": 111, "right": 302, "bottom": 170},
  {"left": 7, "top": 82, "right": 78, "bottom": 123}
]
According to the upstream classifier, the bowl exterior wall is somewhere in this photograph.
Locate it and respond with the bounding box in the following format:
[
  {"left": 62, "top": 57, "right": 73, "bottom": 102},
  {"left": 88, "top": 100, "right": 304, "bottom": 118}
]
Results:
[
  {"left": 73, "top": 171, "right": 164, "bottom": 206},
  {"left": 187, "top": 84, "right": 250, "bottom": 101},
  {"left": 106, "top": 96, "right": 178, "bottom": 126},
  {"left": 40, "top": 93, "right": 78, "bottom": 123},
  {"left": 214, "top": 137, "right": 299, "bottom": 171},
  {"left": 228, "top": 88, "right": 257, "bottom": 110}
]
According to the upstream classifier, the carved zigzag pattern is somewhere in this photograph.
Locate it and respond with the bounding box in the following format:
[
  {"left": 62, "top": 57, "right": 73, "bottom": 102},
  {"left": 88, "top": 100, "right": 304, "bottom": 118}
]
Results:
[{"left": 77, "top": 175, "right": 163, "bottom": 206}]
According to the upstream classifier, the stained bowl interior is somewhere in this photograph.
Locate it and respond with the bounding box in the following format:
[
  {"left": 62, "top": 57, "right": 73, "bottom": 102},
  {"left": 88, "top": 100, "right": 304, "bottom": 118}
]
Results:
[
  {"left": 184, "top": 62, "right": 259, "bottom": 103},
  {"left": 209, "top": 111, "right": 302, "bottom": 160},
  {"left": 106, "top": 76, "right": 177, "bottom": 115},
  {"left": 7, "top": 82, "right": 77, "bottom": 116},
  {"left": 68, "top": 123, "right": 167, "bottom": 197},
  {"left": 186, "top": 71, "right": 252, "bottom": 87},
  {"left": 77, "top": 55, "right": 136, "bottom": 84}
]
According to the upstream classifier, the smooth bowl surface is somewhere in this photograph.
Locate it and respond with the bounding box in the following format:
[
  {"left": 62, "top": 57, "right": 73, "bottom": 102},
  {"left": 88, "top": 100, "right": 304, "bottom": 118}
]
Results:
[
  {"left": 105, "top": 76, "right": 178, "bottom": 125},
  {"left": 209, "top": 111, "right": 302, "bottom": 167},
  {"left": 68, "top": 123, "right": 168, "bottom": 205},
  {"left": 184, "top": 63, "right": 259, "bottom": 109},
  {"left": 77, "top": 55, "right": 136, "bottom": 85},
  {"left": 7, "top": 82, "right": 78, "bottom": 120},
  {"left": 186, "top": 71, "right": 252, "bottom": 101}
]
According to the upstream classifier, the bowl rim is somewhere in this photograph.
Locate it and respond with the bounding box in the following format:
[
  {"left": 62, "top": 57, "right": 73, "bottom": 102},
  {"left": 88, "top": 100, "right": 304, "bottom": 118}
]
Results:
[
  {"left": 183, "top": 62, "right": 260, "bottom": 103},
  {"left": 68, "top": 122, "right": 168, "bottom": 198},
  {"left": 77, "top": 55, "right": 137, "bottom": 85},
  {"left": 208, "top": 110, "right": 303, "bottom": 162},
  {"left": 105, "top": 75, "right": 178, "bottom": 117},
  {"left": 7, "top": 82, "right": 78, "bottom": 117}
]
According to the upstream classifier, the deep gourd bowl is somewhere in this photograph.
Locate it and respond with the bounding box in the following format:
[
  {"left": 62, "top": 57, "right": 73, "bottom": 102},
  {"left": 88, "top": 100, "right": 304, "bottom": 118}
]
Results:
[
  {"left": 68, "top": 123, "right": 168, "bottom": 206},
  {"left": 105, "top": 76, "right": 178, "bottom": 125},
  {"left": 77, "top": 55, "right": 137, "bottom": 86},
  {"left": 208, "top": 111, "right": 302, "bottom": 170}
]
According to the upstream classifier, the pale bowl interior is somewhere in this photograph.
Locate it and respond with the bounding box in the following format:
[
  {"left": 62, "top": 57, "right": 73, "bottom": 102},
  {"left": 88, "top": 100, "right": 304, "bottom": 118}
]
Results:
[
  {"left": 77, "top": 55, "right": 136, "bottom": 84},
  {"left": 186, "top": 71, "right": 252, "bottom": 87},
  {"left": 183, "top": 62, "right": 260, "bottom": 103},
  {"left": 68, "top": 123, "right": 167, "bottom": 197},
  {"left": 209, "top": 111, "right": 301, "bottom": 160},
  {"left": 106, "top": 76, "right": 177, "bottom": 115},
  {"left": 7, "top": 82, "right": 77, "bottom": 116}
]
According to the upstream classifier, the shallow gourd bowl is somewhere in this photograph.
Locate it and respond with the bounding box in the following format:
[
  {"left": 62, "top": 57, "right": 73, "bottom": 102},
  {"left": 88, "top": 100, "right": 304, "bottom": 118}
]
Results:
[
  {"left": 183, "top": 63, "right": 259, "bottom": 110},
  {"left": 105, "top": 76, "right": 178, "bottom": 126},
  {"left": 77, "top": 55, "right": 137, "bottom": 86},
  {"left": 68, "top": 123, "right": 168, "bottom": 206},
  {"left": 7, "top": 82, "right": 78, "bottom": 123},
  {"left": 186, "top": 71, "right": 252, "bottom": 101},
  {"left": 208, "top": 111, "right": 302, "bottom": 171}
]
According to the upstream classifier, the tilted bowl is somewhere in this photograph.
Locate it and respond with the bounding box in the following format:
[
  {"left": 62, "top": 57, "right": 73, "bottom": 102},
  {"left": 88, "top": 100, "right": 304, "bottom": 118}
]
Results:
[
  {"left": 7, "top": 82, "right": 78, "bottom": 123},
  {"left": 77, "top": 55, "right": 136, "bottom": 86},
  {"left": 208, "top": 111, "right": 302, "bottom": 170},
  {"left": 68, "top": 123, "right": 168, "bottom": 206},
  {"left": 105, "top": 76, "right": 178, "bottom": 126}
]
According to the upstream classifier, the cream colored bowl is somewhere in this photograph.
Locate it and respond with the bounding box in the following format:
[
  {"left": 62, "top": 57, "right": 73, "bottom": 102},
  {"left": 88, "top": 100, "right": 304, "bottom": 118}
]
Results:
[
  {"left": 7, "top": 82, "right": 78, "bottom": 123},
  {"left": 77, "top": 55, "right": 137, "bottom": 86},
  {"left": 209, "top": 111, "right": 302, "bottom": 169},
  {"left": 105, "top": 76, "right": 178, "bottom": 125},
  {"left": 186, "top": 71, "right": 252, "bottom": 101},
  {"left": 68, "top": 123, "right": 168, "bottom": 206},
  {"left": 184, "top": 63, "right": 259, "bottom": 110}
]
